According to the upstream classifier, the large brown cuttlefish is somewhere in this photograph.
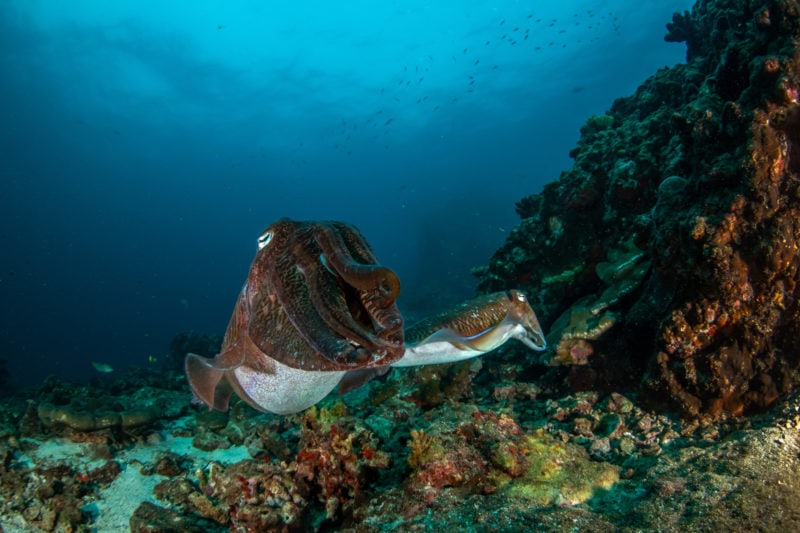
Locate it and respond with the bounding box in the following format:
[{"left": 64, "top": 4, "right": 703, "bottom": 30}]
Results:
[{"left": 185, "top": 218, "right": 546, "bottom": 415}]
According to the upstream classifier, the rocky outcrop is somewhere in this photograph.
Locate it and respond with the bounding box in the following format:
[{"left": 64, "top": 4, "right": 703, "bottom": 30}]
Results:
[{"left": 475, "top": 0, "right": 800, "bottom": 418}]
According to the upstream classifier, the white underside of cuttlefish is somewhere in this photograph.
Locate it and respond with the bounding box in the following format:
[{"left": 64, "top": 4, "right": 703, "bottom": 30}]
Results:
[
  {"left": 233, "top": 364, "right": 345, "bottom": 415},
  {"left": 188, "top": 289, "right": 546, "bottom": 415}
]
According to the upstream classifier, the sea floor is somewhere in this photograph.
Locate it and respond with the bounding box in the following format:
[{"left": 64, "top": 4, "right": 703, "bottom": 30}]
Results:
[{"left": 1, "top": 364, "right": 800, "bottom": 532}]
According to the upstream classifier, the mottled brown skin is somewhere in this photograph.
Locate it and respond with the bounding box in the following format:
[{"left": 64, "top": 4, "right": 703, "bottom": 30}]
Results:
[
  {"left": 405, "top": 290, "right": 540, "bottom": 345},
  {"left": 185, "top": 219, "right": 405, "bottom": 411},
  {"left": 247, "top": 218, "right": 404, "bottom": 370}
]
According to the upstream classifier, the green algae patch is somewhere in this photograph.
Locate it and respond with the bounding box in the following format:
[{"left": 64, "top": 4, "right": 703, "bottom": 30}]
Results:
[{"left": 502, "top": 429, "right": 619, "bottom": 507}]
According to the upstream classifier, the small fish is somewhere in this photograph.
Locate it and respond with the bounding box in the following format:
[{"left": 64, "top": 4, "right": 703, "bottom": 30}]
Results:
[
  {"left": 148, "top": 355, "right": 158, "bottom": 364},
  {"left": 91, "top": 362, "right": 114, "bottom": 373}
]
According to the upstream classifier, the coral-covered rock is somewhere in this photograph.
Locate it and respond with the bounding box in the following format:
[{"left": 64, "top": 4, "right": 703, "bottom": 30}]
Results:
[
  {"left": 34, "top": 384, "right": 187, "bottom": 437},
  {"left": 130, "top": 501, "right": 211, "bottom": 533},
  {"left": 0, "top": 455, "right": 93, "bottom": 531},
  {"left": 291, "top": 405, "right": 391, "bottom": 523},
  {"left": 152, "top": 404, "right": 392, "bottom": 531},
  {"left": 476, "top": 0, "right": 800, "bottom": 418},
  {"left": 402, "top": 406, "right": 616, "bottom": 504}
]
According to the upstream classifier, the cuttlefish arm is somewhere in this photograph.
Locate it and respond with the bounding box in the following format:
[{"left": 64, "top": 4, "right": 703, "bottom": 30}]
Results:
[{"left": 391, "top": 290, "right": 546, "bottom": 368}]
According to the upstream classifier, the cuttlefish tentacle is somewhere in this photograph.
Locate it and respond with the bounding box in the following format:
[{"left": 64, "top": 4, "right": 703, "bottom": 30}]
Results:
[
  {"left": 315, "top": 224, "right": 402, "bottom": 306},
  {"left": 293, "top": 223, "right": 402, "bottom": 363},
  {"left": 302, "top": 255, "right": 384, "bottom": 363},
  {"left": 265, "top": 221, "right": 366, "bottom": 367},
  {"left": 392, "top": 290, "right": 547, "bottom": 368},
  {"left": 324, "top": 222, "right": 405, "bottom": 345},
  {"left": 292, "top": 225, "right": 375, "bottom": 361},
  {"left": 313, "top": 223, "right": 404, "bottom": 354},
  {"left": 360, "top": 290, "right": 404, "bottom": 340}
]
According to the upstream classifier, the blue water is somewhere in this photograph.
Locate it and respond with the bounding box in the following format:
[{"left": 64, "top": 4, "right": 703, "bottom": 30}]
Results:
[{"left": 0, "top": 1, "right": 692, "bottom": 386}]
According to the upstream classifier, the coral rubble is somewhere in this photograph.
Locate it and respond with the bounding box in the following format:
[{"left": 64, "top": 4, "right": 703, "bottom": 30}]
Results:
[
  {"left": 3, "top": 361, "right": 800, "bottom": 531},
  {"left": 476, "top": 0, "right": 800, "bottom": 418}
]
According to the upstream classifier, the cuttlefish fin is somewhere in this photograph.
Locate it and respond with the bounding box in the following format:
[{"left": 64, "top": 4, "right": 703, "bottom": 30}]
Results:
[
  {"left": 338, "top": 366, "right": 391, "bottom": 394},
  {"left": 416, "top": 326, "right": 494, "bottom": 351},
  {"left": 394, "top": 315, "right": 525, "bottom": 368},
  {"left": 417, "top": 315, "right": 520, "bottom": 352},
  {"left": 185, "top": 346, "right": 245, "bottom": 411}
]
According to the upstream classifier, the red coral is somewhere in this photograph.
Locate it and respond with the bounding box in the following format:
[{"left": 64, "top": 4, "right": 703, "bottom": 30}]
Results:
[
  {"left": 290, "top": 411, "right": 390, "bottom": 521},
  {"left": 405, "top": 409, "right": 529, "bottom": 503}
]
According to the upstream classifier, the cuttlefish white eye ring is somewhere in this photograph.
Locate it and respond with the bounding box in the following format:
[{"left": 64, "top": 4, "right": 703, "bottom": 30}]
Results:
[
  {"left": 515, "top": 291, "right": 526, "bottom": 302},
  {"left": 257, "top": 231, "right": 274, "bottom": 249}
]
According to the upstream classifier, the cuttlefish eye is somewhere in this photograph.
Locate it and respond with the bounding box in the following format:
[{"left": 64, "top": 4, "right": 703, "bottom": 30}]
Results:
[{"left": 257, "top": 231, "right": 274, "bottom": 249}]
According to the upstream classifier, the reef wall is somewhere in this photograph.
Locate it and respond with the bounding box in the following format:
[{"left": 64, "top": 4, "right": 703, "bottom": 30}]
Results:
[{"left": 475, "top": 0, "right": 800, "bottom": 418}]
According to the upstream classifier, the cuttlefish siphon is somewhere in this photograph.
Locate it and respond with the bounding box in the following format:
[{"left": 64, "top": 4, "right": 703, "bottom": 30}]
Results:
[{"left": 185, "top": 219, "right": 546, "bottom": 415}]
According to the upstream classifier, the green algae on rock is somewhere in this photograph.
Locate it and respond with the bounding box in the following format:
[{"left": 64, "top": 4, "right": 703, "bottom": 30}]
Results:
[{"left": 502, "top": 429, "right": 619, "bottom": 507}]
